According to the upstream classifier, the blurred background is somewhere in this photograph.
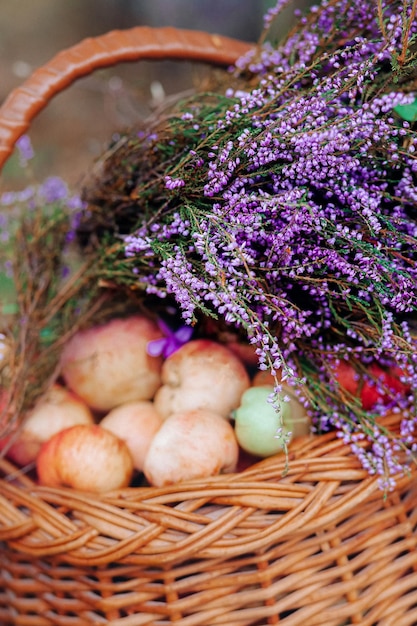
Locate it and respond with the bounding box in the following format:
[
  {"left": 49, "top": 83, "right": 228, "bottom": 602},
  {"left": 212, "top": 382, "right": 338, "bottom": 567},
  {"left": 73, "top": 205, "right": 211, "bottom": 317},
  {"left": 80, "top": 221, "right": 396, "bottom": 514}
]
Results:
[{"left": 0, "top": 0, "right": 311, "bottom": 187}]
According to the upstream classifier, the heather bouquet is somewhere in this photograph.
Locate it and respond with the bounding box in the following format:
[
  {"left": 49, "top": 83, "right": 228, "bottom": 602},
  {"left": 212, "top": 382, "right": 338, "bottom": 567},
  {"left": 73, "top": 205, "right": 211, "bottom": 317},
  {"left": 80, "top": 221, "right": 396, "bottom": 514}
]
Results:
[{"left": 2, "top": 0, "right": 417, "bottom": 490}]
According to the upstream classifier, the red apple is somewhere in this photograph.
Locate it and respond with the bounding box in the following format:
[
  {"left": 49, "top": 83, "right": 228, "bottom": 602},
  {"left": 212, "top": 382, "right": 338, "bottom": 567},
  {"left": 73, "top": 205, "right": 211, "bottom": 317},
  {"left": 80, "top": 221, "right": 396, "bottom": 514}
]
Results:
[
  {"left": 386, "top": 365, "right": 410, "bottom": 396},
  {"left": 255, "top": 359, "right": 409, "bottom": 413},
  {"left": 36, "top": 424, "right": 134, "bottom": 492},
  {"left": 332, "top": 360, "right": 360, "bottom": 396},
  {"left": 333, "top": 360, "right": 409, "bottom": 410},
  {"left": 361, "top": 363, "right": 410, "bottom": 409}
]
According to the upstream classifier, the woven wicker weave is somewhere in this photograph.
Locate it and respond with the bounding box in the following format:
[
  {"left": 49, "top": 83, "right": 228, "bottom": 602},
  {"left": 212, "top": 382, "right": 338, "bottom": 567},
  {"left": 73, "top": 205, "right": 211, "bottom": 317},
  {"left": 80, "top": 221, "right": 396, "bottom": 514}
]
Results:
[{"left": 0, "top": 26, "right": 417, "bottom": 626}]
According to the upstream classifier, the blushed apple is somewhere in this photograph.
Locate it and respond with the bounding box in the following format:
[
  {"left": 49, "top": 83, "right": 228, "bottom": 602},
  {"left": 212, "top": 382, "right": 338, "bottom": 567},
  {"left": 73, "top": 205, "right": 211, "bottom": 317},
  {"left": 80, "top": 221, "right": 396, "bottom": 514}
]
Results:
[
  {"left": 154, "top": 339, "right": 250, "bottom": 419},
  {"left": 100, "top": 400, "right": 163, "bottom": 471},
  {"left": 36, "top": 424, "right": 134, "bottom": 492},
  {"left": 143, "top": 408, "right": 239, "bottom": 487},
  {"left": 60, "top": 315, "right": 164, "bottom": 412},
  {"left": 0, "top": 384, "right": 94, "bottom": 467}
]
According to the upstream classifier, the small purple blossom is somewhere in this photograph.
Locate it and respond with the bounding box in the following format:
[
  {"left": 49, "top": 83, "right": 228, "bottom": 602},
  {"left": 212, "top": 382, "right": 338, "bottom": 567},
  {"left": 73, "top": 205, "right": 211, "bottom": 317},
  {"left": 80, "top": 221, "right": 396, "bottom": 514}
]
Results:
[
  {"left": 38, "top": 176, "right": 68, "bottom": 203},
  {"left": 147, "top": 318, "right": 194, "bottom": 358},
  {"left": 263, "top": 0, "right": 293, "bottom": 29},
  {"left": 16, "top": 134, "right": 34, "bottom": 166},
  {"left": 165, "top": 175, "right": 185, "bottom": 190}
]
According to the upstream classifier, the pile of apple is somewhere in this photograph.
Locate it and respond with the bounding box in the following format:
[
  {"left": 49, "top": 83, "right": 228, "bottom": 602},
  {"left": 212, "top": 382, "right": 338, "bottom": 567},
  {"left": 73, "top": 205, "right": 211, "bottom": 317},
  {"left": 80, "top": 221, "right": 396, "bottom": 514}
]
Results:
[
  {"left": 0, "top": 315, "right": 311, "bottom": 492},
  {"left": 0, "top": 314, "right": 408, "bottom": 493}
]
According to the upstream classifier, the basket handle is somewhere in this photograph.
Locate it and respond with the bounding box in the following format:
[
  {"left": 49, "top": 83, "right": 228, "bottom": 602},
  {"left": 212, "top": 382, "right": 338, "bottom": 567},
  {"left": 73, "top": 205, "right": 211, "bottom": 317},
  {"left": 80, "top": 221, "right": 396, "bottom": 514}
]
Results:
[{"left": 0, "top": 26, "right": 252, "bottom": 172}]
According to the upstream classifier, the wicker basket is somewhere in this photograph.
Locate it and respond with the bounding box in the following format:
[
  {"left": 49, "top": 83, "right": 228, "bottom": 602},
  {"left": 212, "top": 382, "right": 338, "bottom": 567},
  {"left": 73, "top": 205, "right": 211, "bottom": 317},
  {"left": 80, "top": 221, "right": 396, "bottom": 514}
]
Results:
[{"left": 1, "top": 26, "right": 417, "bottom": 626}]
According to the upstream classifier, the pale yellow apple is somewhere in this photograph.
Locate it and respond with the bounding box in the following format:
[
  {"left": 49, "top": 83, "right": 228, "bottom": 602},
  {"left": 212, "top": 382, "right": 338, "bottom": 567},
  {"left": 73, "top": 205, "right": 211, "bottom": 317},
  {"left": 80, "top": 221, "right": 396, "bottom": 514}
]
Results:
[
  {"left": 154, "top": 339, "right": 250, "bottom": 419},
  {"left": 60, "top": 316, "right": 164, "bottom": 411},
  {"left": 100, "top": 400, "right": 162, "bottom": 471},
  {"left": 143, "top": 408, "right": 239, "bottom": 487}
]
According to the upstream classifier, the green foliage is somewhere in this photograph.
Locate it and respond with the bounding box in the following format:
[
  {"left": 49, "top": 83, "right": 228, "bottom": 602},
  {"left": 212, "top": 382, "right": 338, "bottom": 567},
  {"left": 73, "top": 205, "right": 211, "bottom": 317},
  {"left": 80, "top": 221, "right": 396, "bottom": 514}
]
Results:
[{"left": 395, "top": 96, "right": 417, "bottom": 121}]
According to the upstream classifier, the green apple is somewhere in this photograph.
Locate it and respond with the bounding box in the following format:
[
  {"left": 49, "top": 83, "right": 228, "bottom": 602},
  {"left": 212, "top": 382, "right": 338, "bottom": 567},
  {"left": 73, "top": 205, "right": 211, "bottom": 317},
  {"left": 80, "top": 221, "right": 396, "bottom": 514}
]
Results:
[{"left": 233, "top": 385, "right": 309, "bottom": 457}]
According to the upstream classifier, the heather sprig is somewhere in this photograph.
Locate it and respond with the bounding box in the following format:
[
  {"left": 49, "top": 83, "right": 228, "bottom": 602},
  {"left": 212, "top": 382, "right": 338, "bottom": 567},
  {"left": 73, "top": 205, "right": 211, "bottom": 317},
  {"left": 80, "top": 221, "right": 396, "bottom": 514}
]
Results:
[{"left": 0, "top": 141, "right": 100, "bottom": 436}]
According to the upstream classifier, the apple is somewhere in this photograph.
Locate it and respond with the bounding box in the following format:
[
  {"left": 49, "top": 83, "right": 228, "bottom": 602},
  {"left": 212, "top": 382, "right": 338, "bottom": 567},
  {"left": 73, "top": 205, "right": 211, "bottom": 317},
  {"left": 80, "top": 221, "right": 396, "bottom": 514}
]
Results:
[
  {"left": 222, "top": 339, "right": 259, "bottom": 367},
  {"left": 332, "top": 360, "right": 410, "bottom": 410},
  {"left": 154, "top": 339, "right": 250, "bottom": 419},
  {"left": 360, "top": 363, "right": 410, "bottom": 410},
  {"left": 36, "top": 424, "right": 134, "bottom": 492},
  {"left": 233, "top": 385, "right": 310, "bottom": 457},
  {"left": 35, "top": 429, "right": 62, "bottom": 486},
  {"left": 252, "top": 370, "right": 309, "bottom": 424},
  {"left": 60, "top": 315, "right": 164, "bottom": 412},
  {"left": 100, "top": 400, "right": 163, "bottom": 471},
  {"left": 0, "top": 384, "right": 94, "bottom": 466},
  {"left": 386, "top": 364, "right": 410, "bottom": 395},
  {"left": 143, "top": 408, "right": 239, "bottom": 487},
  {"left": 332, "top": 360, "right": 360, "bottom": 396},
  {"left": 252, "top": 370, "right": 276, "bottom": 388}
]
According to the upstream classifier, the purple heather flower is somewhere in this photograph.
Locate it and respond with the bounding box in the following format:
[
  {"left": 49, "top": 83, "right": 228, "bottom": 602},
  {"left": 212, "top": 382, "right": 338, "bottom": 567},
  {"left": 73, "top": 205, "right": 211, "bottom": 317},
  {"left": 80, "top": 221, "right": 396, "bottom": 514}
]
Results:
[
  {"left": 38, "top": 176, "right": 68, "bottom": 203},
  {"left": 165, "top": 175, "right": 185, "bottom": 190},
  {"left": 16, "top": 134, "right": 34, "bottom": 166},
  {"left": 263, "top": 0, "right": 293, "bottom": 29},
  {"left": 114, "top": 0, "right": 417, "bottom": 487},
  {"left": 66, "top": 195, "right": 85, "bottom": 211},
  {"left": 147, "top": 318, "right": 194, "bottom": 358}
]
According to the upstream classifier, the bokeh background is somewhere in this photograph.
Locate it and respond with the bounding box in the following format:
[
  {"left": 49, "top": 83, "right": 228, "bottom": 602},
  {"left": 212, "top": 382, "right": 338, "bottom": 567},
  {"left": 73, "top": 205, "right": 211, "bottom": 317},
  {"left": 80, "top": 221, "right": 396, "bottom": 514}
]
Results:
[{"left": 0, "top": 0, "right": 311, "bottom": 188}]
